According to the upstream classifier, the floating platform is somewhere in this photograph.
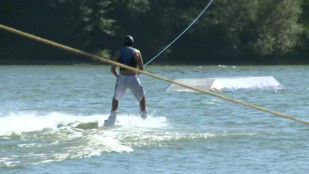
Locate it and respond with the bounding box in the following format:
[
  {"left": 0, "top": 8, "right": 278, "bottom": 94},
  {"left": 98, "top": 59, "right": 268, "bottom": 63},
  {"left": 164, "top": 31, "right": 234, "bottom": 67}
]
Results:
[{"left": 166, "top": 76, "right": 283, "bottom": 92}]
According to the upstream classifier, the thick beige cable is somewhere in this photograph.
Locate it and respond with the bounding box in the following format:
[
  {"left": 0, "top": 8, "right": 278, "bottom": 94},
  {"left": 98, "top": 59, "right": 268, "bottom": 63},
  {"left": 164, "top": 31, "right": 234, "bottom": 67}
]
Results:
[{"left": 0, "top": 24, "right": 308, "bottom": 125}]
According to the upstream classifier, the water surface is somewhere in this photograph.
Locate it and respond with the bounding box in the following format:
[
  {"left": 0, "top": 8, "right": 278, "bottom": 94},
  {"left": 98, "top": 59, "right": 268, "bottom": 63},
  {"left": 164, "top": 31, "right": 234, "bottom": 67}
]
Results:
[{"left": 0, "top": 65, "right": 308, "bottom": 174}]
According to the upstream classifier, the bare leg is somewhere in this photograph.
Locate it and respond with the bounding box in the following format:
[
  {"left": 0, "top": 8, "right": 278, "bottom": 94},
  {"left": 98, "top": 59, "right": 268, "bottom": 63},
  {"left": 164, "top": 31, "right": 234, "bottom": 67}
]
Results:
[
  {"left": 140, "top": 97, "right": 147, "bottom": 119},
  {"left": 139, "top": 97, "right": 146, "bottom": 111},
  {"left": 112, "top": 97, "right": 118, "bottom": 111}
]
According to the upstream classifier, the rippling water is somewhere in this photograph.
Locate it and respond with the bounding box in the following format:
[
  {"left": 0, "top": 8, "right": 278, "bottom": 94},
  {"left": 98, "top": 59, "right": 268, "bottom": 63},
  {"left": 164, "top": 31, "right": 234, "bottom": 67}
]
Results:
[{"left": 0, "top": 65, "right": 308, "bottom": 174}]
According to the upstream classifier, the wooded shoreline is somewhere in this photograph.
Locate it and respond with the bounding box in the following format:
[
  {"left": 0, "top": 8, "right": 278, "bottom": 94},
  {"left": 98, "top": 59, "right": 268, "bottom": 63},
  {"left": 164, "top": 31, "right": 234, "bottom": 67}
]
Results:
[{"left": 0, "top": 0, "right": 308, "bottom": 65}]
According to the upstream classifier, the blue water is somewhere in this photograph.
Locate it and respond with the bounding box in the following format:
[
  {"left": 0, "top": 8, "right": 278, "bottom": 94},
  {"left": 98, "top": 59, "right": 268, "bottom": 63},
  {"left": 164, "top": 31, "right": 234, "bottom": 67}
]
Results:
[{"left": 0, "top": 65, "right": 308, "bottom": 174}]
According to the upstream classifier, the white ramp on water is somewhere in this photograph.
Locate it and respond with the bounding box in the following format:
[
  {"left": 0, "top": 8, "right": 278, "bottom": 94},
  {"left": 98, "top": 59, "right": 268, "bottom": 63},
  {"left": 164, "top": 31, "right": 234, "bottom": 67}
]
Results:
[{"left": 166, "top": 76, "right": 283, "bottom": 92}]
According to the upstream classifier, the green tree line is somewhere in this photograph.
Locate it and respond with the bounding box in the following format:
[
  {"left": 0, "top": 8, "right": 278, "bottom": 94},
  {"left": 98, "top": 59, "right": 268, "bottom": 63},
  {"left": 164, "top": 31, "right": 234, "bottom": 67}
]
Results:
[{"left": 0, "top": 0, "right": 308, "bottom": 64}]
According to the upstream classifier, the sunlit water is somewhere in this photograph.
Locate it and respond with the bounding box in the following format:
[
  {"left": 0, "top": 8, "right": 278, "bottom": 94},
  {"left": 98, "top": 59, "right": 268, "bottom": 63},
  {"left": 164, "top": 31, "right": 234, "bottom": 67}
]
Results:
[{"left": 0, "top": 65, "right": 308, "bottom": 174}]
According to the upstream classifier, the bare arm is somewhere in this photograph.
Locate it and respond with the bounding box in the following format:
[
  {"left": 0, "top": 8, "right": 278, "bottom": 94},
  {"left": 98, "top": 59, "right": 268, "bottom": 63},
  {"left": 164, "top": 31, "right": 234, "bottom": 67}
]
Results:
[
  {"left": 111, "top": 52, "right": 120, "bottom": 77},
  {"left": 134, "top": 49, "right": 144, "bottom": 73}
]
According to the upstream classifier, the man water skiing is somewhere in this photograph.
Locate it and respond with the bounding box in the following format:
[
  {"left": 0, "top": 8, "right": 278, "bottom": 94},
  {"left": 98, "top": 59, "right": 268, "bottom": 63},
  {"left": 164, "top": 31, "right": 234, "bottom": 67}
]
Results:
[{"left": 104, "top": 35, "right": 147, "bottom": 126}]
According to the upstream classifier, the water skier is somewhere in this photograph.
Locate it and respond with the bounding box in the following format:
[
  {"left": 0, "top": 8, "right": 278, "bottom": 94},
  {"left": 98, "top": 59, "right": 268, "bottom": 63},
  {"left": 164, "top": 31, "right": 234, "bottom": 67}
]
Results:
[{"left": 104, "top": 35, "right": 147, "bottom": 126}]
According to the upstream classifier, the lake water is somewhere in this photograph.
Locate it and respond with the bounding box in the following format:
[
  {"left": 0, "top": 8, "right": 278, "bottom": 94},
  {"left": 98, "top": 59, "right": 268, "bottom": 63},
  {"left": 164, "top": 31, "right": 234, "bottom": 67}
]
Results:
[{"left": 0, "top": 65, "right": 308, "bottom": 174}]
